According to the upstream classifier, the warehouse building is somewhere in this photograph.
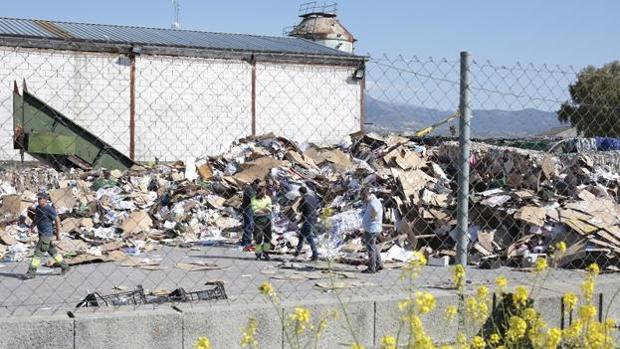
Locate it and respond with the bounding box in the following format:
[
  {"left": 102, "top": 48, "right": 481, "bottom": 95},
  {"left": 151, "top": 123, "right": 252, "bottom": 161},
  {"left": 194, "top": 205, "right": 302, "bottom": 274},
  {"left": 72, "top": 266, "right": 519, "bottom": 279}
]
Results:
[{"left": 0, "top": 13, "right": 365, "bottom": 162}]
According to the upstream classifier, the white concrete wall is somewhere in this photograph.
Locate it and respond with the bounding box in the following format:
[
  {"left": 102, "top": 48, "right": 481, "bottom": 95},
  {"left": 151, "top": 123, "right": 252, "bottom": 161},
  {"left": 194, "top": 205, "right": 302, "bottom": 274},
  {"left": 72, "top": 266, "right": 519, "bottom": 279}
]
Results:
[
  {"left": 255, "top": 62, "right": 361, "bottom": 146},
  {"left": 135, "top": 55, "right": 252, "bottom": 161},
  {"left": 0, "top": 46, "right": 362, "bottom": 162},
  {"left": 0, "top": 46, "right": 130, "bottom": 161}
]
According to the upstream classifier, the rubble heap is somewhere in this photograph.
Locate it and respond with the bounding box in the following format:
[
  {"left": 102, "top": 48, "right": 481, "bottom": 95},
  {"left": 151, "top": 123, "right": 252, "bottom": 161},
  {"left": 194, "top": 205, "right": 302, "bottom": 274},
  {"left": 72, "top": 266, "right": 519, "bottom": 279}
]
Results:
[{"left": 0, "top": 133, "right": 619, "bottom": 271}]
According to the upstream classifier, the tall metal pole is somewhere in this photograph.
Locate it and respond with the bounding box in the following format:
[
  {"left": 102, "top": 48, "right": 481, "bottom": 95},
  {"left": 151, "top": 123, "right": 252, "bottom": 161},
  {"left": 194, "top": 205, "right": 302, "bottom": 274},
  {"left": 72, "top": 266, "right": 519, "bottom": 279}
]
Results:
[{"left": 456, "top": 51, "right": 472, "bottom": 266}]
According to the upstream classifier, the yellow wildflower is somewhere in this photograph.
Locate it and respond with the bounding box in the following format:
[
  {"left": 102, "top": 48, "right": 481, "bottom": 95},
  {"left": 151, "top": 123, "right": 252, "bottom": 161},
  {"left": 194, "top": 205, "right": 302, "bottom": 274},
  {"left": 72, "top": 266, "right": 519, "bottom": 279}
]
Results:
[
  {"left": 476, "top": 285, "right": 489, "bottom": 301},
  {"left": 544, "top": 328, "right": 562, "bottom": 349},
  {"left": 465, "top": 297, "right": 488, "bottom": 323},
  {"left": 456, "top": 332, "right": 468, "bottom": 349},
  {"left": 317, "top": 317, "right": 329, "bottom": 336},
  {"left": 470, "top": 336, "right": 485, "bottom": 349},
  {"left": 555, "top": 241, "right": 567, "bottom": 253},
  {"left": 408, "top": 314, "right": 424, "bottom": 332},
  {"left": 585, "top": 322, "right": 613, "bottom": 349},
  {"left": 415, "top": 292, "right": 437, "bottom": 314},
  {"left": 563, "top": 320, "right": 582, "bottom": 342},
  {"left": 317, "top": 310, "right": 337, "bottom": 338},
  {"left": 289, "top": 307, "right": 311, "bottom": 334},
  {"left": 452, "top": 264, "right": 466, "bottom": 291},
  {"left": 441, "top": 346, "right": 454, "bottom": 349},
  {"left": 412, "top": 251, "right": 427, "bottom": 267},
  {"left": 194, "top": 337, "right": 213, "bottom": 349},
  {"left": 495, "top": 275, "right": 507, "bottom": 293},
  {"left": 414, "top": 334, "right": 435, "bottom": 349},
  {"left": 478, "top": 302, "right": 489, "bottom": 321},
  {"left": 489, "top": 333, "right": 501, "bottom": 345},
  {"left": 465, "top": 297, "right": 477, "bottom": 318},
  {"left": 534, "top": 257, "right": 548, "bottom": 273},
  {"left": 398, "top": 299, "right": 412, "bottom": 312},
  {"left": 379, "top": 335, "right": 397, "bottom": 349},
  {"left": 506, "top": 316, "right": 527, "bottom": 340},
  {"left": 241, "top": 318, "right": 259, "bottom": 348},
  {"left": 605, "top": 318, "right": 616, "bottom": 329},
  {"left": 528, "top": 329, "right": 545, "bottom": 348},
  {"left": 578, "top": 304, "right": 597, "bottom": 321},
  {"left": 522, "top": 307, "right": 538, "bottom": 323},
  {"left": 513, "top": 286, "right": 529, "bottom": 308},
  {"left": 530, "top": 317, "right": 547, "bottom": 332},
  {"left": 403, "top": 251, "right": 427, "bottom": 279},
  {"left": 581, "top": 279, "right": 595, "bottom": 303},
  {"left": 350, "top": 343, "right": 364, "bottom": 349},
  {"left": 444, "top": 305, "right": 458, "bottom": 321},
  {"left": 258, "top": 281, "right": 276, "bottom": 298},
  {"left": 563, "top": 292, "right": 578, "bottom": 313},
  {"left": 586, "top": 263, "right": 600, "bottom": 277}
]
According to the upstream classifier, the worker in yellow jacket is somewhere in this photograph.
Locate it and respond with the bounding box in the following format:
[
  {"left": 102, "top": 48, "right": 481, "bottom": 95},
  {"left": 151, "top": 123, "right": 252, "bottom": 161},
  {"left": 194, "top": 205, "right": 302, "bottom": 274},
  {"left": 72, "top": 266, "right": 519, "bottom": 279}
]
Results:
[{"left": 251, "top": 186, "right": 273, "bottom": 261}]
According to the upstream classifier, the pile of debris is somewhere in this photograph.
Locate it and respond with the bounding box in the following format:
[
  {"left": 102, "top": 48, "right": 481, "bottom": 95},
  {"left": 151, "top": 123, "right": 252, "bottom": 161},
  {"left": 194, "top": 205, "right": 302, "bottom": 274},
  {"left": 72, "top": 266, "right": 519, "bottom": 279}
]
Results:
[
  {"left": 0, "top": 132, "right": 619, "bottom": 271},
  {"left": 440, "top": 141, "right": 620, "bottom": 269}
]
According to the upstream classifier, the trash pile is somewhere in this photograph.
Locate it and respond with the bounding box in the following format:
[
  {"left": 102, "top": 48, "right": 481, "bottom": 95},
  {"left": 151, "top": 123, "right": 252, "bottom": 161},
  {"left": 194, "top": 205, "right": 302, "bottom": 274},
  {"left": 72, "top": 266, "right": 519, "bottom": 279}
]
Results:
[
  {"left": 0, "top": 132, "right": 619, "bottom": 271},
  {"left": 440, "top": 141, "right": 620, "bottom": 269}
]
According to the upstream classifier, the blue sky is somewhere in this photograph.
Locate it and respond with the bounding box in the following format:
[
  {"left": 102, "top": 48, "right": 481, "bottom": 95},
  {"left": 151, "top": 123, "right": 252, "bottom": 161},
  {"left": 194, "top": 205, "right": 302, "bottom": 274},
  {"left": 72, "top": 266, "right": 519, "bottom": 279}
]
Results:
[{"left": 3, "top": 0, "right": 619, "bottom": 68}]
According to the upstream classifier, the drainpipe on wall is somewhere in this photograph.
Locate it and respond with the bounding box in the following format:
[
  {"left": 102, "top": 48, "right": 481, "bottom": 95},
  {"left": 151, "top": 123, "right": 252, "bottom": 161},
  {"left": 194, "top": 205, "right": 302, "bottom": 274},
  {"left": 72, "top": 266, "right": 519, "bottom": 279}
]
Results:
[
  {"left": 129, "top": 52, "right": 136, "bottom": 160},
  {"left": 360, "top": 73, "right": 366, "bottom": 133},
  {"left": 250, "top": 55, "right": 257, "bottom": 137}
]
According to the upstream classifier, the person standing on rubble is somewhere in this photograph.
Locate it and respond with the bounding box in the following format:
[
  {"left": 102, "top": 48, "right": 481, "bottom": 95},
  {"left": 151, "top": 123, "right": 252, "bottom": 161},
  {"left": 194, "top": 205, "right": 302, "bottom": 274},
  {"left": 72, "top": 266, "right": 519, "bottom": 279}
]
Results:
[
  {"left": 241, "top": 179, "right": 261, "bottom": 251},
  {"left": 24, "top": 192, "right": 70, "bottom": 279},
  {"left": 294, "top": 186, "right": 320, "bottom": 261},
  {"left": 361, "top": 189, "right": 384, "bottom": 273},
  {"left": 251, "top": 186, "right": 273, "bottom": 260}
]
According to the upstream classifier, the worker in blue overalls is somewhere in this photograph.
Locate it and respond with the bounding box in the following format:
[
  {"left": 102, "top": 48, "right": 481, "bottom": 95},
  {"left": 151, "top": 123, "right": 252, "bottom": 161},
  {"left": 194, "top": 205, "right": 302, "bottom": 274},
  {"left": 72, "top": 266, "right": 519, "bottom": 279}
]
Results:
[
  {"left": 24, "top": 192, "right": 70, "bottom": 279},
  {"left": 294, "top": 186, "right": 320, "bottom": 261}
]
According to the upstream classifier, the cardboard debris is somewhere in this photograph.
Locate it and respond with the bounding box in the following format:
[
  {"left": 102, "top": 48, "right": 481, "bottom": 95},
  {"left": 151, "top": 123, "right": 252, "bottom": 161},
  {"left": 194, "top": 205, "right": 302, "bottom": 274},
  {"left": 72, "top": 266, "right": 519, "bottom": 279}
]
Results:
[
  {"left": 0, "top": 195, "right": 30, "bottom": 220},
  {"left": 234, "top": 157, "right": 285, "bottom": 185},
  {"left": 0, "top": 132, "right": 619, "bottom": 274},
  {"left": 57, "top": 239, "right": 89, "bottom": 253},
  {"left": 61, "top": 218, "right": 81, "bottom": 234},
  {"left": 305, "top": 147, "right": 354, "bottom": 172},
  {"left": 176, "top": 262, "right": 223, "bottom": 271},
  {"left": 197, "top": 163, "right": 214, "bottom": 180},
  {"left": 514, "top": 206, "right": 546, "bottom": 227},
  {"left": 50, "top": 187, "right": 77, "bottom": 212},
  {"left": 285, "top": 150, "right": 319, "bottom": 170},
  {"left": 121, "top": 211, "right": 153, "bottom": 237},
  {"left": 206, "top": 195, "right": 226, "bottom": 210},
  {"left": 120, "top": 257, "right": 162, "bottom": 270}
]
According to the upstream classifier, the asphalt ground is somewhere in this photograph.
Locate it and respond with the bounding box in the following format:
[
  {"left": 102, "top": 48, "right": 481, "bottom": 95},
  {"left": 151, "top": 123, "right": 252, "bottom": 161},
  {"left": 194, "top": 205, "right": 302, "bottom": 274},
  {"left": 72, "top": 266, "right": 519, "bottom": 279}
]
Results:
[{"left": 0, "top": 244, "right": 617, "bottom": 316}]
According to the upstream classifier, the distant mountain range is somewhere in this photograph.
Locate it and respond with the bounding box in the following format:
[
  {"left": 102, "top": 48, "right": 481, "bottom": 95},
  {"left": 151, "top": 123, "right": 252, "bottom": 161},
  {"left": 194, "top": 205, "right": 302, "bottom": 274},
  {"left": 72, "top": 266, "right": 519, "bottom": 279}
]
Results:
[{"left": 365, "top": 96, "right": 567, "bottom": 138}]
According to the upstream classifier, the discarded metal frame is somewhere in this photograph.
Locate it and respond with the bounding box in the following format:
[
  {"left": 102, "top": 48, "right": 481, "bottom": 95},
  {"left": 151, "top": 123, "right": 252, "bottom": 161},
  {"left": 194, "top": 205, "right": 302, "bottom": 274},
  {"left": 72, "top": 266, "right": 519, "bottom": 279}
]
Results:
[{"left": 76, "top": 282, "right": 227, "bottom": 308}]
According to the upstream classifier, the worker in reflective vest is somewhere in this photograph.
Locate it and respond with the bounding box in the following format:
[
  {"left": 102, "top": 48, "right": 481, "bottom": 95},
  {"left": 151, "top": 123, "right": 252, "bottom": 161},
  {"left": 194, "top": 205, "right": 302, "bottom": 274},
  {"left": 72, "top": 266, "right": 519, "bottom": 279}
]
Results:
[
  {"left": 25, "top": 192, "right": 70, "bottom": 279},
  {"left": 251, "top": 186, "right": 273, "bottom": 261}
]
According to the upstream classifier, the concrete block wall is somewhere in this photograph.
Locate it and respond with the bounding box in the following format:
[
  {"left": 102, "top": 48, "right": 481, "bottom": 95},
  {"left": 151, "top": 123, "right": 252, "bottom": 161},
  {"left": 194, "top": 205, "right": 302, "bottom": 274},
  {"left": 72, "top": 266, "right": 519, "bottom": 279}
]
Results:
[
  {"left": 255, "top": 62, "right": 362, "bottom": 147},
  {"left": 6, "top": 280, "right": 620, "bottom": 349},
  {"left": 0, "top": 46, "right": 131, "bottom": 161}
]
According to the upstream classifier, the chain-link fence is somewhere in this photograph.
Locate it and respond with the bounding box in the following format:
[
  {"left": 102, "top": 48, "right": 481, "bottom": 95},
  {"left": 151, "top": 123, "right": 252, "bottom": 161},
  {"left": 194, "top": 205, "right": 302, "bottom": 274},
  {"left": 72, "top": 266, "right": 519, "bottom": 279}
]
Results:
[{"left": 1, "top": 45, "right": 619, "bottom": 316}]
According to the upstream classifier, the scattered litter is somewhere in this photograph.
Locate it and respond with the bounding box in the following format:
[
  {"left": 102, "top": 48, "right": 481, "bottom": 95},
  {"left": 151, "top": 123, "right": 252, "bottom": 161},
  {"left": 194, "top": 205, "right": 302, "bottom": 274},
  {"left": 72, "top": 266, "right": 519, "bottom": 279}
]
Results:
[
  {"left": 176, "top": 262, "right": 224, "bottom": 272},
  {"left": 0, "top": 132, "right": 618, "bottom": 274}
]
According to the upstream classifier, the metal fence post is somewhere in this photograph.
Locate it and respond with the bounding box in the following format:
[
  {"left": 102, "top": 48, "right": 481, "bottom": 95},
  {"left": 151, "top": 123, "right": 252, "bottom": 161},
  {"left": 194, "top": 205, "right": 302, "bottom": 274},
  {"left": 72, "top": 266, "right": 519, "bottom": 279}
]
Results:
[{"left": 456, "top": 51, "right": 472, "bottom": 266}]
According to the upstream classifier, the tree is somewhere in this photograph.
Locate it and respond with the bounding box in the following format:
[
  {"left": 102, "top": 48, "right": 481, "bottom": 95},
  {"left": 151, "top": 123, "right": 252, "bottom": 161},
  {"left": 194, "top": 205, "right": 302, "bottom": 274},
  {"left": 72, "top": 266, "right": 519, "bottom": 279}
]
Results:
[{"left": 558, "top": 61, "right": 620, "bottom": 137}]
